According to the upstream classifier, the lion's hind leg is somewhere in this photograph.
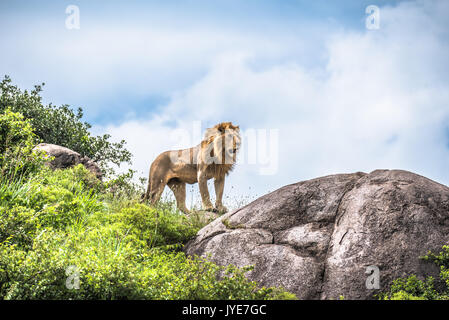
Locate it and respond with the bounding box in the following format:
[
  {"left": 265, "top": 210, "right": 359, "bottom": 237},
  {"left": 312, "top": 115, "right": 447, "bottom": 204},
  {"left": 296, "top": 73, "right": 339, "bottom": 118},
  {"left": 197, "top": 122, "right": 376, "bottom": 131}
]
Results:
[{"left": 167, "top": 179, "right": 189, "bottom": 214}]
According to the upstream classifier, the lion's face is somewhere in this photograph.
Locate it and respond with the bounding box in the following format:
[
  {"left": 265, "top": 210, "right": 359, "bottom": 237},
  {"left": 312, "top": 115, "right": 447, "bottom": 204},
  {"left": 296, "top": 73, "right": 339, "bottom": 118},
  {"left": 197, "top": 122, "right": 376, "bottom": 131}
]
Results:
[
  {"left": 204, "top": 122, "right": 241, "bottom": 165},
  {"left": 218, "top": 127, "right": 241, "bottom": 163}
]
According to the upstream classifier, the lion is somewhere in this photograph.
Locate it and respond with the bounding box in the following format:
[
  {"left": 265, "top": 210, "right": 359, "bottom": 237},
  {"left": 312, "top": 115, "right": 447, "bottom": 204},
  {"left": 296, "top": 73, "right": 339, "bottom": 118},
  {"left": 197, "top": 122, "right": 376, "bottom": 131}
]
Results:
[{"left": 142, "top": 122, "right": 241, "bottom": 214}]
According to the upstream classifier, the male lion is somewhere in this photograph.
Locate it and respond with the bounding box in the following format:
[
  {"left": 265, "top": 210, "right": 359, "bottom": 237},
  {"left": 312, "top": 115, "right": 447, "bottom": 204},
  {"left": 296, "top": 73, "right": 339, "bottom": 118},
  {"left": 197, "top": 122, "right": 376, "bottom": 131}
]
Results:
[{"left": 142, "top": 122, "right": 241, "bottom": 213}]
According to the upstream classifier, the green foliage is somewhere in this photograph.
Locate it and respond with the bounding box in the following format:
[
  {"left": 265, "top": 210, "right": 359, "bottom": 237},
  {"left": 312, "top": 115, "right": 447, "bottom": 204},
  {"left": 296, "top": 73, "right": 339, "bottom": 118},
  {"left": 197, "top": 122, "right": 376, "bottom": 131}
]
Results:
[
  {"left": 0, "top": 165, "right": 103, "bottom": 248},
  {"left": 380, "top": 246, "right": 449, "bottom": 300},
  {"left": 383, "top": 291, "right": 427, "bottom": 300},
  {"left": 103, "top": 169, "right": 146, "bottom": 201},
  {"left": 0, "top": 234, "right": 295, "bottom": 299},
  {"left": 0, "top": 108, "right": 45, "bottom": 179},
  {"left": 0, "top": 75, "right": 295, "bottom": 300},
  {"left": 0, "top": 166, "right": 295, "bottom": 300},
  {"left": 379, "top": 275, "right": 438, "bottom": 300},
  {"left": 0, "top": 76, "right": 131, "bottom": 175},
  {"left": 104, "top": 203, "right": 199, "bottom": 249}
]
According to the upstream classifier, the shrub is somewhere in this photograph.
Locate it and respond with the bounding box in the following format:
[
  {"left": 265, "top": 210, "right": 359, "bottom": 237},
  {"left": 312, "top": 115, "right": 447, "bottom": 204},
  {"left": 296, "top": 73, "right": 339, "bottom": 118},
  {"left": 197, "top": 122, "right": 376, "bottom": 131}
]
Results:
[
  {"left": 0, "top": 230, "right": 295, "bottom": 299},
  {"left": 0, "top": 108, "right": 45, "bottom": 179},
  {"left": 0, "top": 166, "right": 296, "bottom": 300},
  {"left": 379, "top": 275, "right": 438, "bottom": 300},
  {"left": 0, "top": 76, "right": 131, "bottom": 175},
  {"left": 0, "top": 165, "right": 103, "bottom": 249},
  {"left": 380, "top": 246, "right": 449, "bottom": 300},
  {"left": 107, "top": 203, "right": 199, "bottom": 248},
  {"left": 103, "top": 169, "right": 146, "bottom": 201},
  {"left": 0, "top": 83, "right": 296, "bottom": 299}
]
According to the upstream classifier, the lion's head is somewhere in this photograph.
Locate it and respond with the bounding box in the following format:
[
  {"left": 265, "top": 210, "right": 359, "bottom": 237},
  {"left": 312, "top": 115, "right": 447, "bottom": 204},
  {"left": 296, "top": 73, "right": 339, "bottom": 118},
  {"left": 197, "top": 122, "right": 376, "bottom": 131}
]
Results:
[{"left": 201, "top": 122, "right": 241, "bottom": 167}]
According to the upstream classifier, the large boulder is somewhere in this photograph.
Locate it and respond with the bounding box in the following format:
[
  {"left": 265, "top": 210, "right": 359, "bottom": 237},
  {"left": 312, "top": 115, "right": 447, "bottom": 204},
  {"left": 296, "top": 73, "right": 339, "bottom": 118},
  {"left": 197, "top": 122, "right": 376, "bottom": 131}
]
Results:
[
  {"left": 34, "top": 143, "right": 102, "bottom": 179},
  {"left": 184, "top": 170, "right": 449, "bottom": 299}
]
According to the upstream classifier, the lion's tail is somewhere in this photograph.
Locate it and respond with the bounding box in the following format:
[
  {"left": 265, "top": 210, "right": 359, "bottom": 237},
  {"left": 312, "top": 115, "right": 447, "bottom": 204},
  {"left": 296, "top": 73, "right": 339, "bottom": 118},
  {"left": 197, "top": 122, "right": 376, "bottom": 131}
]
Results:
[{"left": 141, "top": 177, "right": 151, "bottom": 202}]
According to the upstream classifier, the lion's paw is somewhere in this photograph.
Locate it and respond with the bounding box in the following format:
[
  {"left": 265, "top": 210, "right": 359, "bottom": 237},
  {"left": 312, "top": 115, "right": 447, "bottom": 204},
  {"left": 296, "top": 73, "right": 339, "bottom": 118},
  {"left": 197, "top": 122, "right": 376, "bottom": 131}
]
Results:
[
  {"left": 202, "top": 204, "right": 215, "bottom": 212},
  {"left": 215, "top": 205, "right": 228, "bottom": 214}
]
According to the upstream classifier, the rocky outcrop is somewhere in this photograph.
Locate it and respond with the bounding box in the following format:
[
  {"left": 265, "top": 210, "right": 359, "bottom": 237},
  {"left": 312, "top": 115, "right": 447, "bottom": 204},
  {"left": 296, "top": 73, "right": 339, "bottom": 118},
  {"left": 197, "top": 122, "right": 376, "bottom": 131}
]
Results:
[
  {"left": 184, "top": 170, "right": 449, "bottom": 299},
  {"left": 34, "top": 143, "right": 102, "bottom": 179}
]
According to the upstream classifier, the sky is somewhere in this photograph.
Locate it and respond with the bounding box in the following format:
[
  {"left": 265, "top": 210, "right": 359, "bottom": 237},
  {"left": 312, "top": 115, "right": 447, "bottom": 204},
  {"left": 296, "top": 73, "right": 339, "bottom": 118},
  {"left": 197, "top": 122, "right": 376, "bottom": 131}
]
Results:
[{"left": 1, "top": 0, "right": 449, "bottom": 209}]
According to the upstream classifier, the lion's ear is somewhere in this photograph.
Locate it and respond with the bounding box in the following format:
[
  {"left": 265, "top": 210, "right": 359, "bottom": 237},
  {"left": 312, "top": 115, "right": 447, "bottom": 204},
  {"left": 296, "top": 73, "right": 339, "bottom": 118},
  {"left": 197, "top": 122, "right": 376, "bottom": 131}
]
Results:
[{"left": 217, "top": 123, "right": 226, "bottom": 133}]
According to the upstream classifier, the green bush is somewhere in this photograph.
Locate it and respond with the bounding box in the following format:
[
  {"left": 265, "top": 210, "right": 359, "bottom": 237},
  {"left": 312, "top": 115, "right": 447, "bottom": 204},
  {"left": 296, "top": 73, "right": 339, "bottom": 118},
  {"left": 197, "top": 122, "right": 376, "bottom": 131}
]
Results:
[
  {"left": 0, "top": 76, "right": 131, "bottom": 175},
  {"left": 380, "top": 246, "right": 449, "bottom": 300},
  {"left": 0, "top": 230, "right": 295, "bottom": 299},
  {"left": 0, "top": 165, "right": 103, "bottom": 249},
  {"left": 0, "top": 108, "right": 45, "bottom": 179},
  {"left": 0, "top": 77, "right": 296, "bottom": 300},
  {"left": 107, "top": 203, "right": 199, "bottom": 248},
  {"left": 103, "top": 169, "right": 146, "bottom": 200},
  {"left": 379, "top": 275, "right": 438, "bottom": 300},
  {"left": 0, "top": 166, "right": 296, "bottom": 300}
]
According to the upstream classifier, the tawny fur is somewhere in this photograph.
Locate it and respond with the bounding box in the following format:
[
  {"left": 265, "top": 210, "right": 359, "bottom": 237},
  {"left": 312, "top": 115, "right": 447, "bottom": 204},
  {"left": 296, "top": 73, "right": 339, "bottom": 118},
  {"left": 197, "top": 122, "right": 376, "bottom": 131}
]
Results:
[{"left": 142, "top": 122, "right": 241, "bottom": 213}]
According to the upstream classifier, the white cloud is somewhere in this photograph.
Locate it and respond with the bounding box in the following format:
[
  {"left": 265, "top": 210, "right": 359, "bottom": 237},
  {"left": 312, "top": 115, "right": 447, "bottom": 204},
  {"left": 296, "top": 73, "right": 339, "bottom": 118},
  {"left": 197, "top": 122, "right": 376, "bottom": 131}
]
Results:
[
  {"left": 0, "top": 20, "right": 325, "bottom": 113},
  {"left": 92, "top": 0, "right": 449, "bottom": 209}
]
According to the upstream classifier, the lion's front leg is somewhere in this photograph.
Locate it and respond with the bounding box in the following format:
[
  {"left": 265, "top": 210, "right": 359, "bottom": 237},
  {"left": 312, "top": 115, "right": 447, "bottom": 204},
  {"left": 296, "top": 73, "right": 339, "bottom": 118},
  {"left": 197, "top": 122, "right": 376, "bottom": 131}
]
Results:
[
  {"left": 214, "top": 177, "right": 228, "bottom": 214},
  {"left": 198, "top": 169, "right": 214, "bottom": 211}
]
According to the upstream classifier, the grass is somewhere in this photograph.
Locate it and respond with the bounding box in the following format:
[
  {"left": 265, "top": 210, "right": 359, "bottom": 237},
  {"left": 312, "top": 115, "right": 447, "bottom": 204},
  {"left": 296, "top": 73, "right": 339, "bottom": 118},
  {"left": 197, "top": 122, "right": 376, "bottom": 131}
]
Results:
[
  {"left": 222, "top": 218, "right": 246, "bottom": 230},
  {"left": 0, "top": 164, "right": 296, "bottom": 300}
]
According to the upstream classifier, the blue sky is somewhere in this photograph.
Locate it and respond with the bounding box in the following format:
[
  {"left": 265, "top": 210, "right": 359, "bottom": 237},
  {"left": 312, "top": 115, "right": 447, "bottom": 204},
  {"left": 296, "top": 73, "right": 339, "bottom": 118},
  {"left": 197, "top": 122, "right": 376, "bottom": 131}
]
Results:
[
  {"left": 1, "top": 0, "right": 449, "bottom": 208},
  {"left": 0, "top": 0, "right": 405, "bottom": 124}
]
